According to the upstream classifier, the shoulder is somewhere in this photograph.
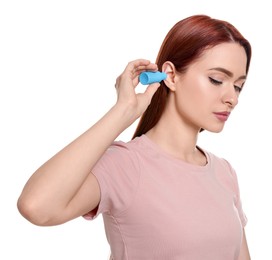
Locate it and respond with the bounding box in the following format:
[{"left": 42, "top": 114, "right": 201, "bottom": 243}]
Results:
[
  {"left": 204, "top": 149, "right": 235, "bottom": 173},
  {"left": 93, "top": 136, "right": 145, "bottom": 172},
  {"left": 106, "top": 135, "right": 146, "bottom": 157},
  {"left": 205, "top": 149, "right": 240, "bottom": 193}
]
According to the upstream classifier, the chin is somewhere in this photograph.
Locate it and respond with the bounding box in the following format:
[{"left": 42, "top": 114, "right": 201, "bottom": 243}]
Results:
[{"left": 202, "top": 125, "right": 225, "bottom": 133}]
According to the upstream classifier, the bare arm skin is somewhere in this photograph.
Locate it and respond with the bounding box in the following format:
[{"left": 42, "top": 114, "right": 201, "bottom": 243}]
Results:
[
  {"left": 238, "top": 229, "right": 251, "bottom": 260},
  {"left": 17, "top": 59, "right": 160, "bottom": 226}
]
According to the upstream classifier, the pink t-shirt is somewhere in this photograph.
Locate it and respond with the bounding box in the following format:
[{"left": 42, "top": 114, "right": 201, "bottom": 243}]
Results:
[{"left": 84, "top": 135, "right": 247, "bottom": 260}]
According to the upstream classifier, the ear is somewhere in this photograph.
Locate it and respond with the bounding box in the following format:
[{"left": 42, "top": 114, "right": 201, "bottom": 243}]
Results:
[{"left": 162, "top": 61, "right": 177, "bottom": 91}]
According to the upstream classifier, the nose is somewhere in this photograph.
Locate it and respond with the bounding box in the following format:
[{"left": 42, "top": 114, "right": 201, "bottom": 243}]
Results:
[{"left": 222, "top": 86, "right": 239, "bottom": 108}]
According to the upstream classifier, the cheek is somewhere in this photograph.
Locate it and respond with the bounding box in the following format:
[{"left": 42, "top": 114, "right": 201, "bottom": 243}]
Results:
[
  {"left": 195, "top": 76, "right": 222, "bottom": 106},
  {"left": 180, "top": 77, "right": 211, "bottom": 104}
]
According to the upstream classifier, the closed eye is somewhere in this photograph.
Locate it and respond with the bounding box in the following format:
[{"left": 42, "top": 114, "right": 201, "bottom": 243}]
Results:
[
  {"left": 209, "top": 77, "right": 222, "bottom": 85},
  {"left": 234, "top": 85, "right": 242, "bottom": 93}
]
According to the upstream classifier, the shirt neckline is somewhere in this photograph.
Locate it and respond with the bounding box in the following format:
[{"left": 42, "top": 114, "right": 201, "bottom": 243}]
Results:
[{"left": 139, "top": 134, "right": 211, "bottom": 172}]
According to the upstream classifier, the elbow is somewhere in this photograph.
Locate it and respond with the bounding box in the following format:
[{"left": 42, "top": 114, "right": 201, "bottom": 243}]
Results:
[{"left": 17, "top": 195, "right": 54, "bottom": 226}]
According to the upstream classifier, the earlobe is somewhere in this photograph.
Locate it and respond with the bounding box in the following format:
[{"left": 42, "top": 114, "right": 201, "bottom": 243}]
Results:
[{"left": 162, "top": 61, "right": 176, "bottom": 91}]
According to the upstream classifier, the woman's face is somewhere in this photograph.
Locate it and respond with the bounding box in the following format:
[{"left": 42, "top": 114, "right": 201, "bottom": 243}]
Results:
[{"left": 173, "top": 42, "right": 247, "bottom": 133}]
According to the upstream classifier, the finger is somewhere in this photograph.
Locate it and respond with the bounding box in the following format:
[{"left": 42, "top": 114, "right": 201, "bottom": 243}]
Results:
[
  {"left": 133, "top": 66, "right": 158, "bottom": 77},
  {"left": 126, "top": 59, "right": 158, "bottom": 75},
  {"left": 116, "top": 59, "right": 158, "bottom": 90},
  {"left": 143, "top": 82, "right": 161, "bottom": 102},
  {"left": 126, "top": 59, "right": 151, "bottom": 70},
  {"left": 132, "top": 66, "right": 159, "bottom": 82}
]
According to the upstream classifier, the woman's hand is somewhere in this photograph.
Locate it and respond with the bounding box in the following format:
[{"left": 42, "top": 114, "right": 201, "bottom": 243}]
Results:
[{"left": 114, "top": 59, "right": 161, "bottom": 120}]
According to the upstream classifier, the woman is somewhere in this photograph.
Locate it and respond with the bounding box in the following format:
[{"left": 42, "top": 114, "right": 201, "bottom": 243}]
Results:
[{"left": 17, "top": 15, "right": 251, "bottom": 259}]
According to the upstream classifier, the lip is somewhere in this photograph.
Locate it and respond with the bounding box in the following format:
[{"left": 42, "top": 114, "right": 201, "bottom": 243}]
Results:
[{"left": 213, "top": 111, "right": 230, "bottom": 122}]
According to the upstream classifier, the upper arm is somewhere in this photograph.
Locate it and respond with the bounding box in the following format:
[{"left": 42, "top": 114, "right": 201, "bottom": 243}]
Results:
[
  {"left": 238, "top": 228, "right": 251, "bottom": 260},
  {"left": 61, "top": 172, "right": 101, "bottom": 223}
]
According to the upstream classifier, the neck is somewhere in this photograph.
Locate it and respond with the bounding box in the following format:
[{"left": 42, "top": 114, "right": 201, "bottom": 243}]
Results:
[{"left": 145, "top": 103, "right": 206, "bottom": 166}]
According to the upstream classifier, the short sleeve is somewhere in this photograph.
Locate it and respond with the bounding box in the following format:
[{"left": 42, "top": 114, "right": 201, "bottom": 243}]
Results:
[
  {"left": 83, "top": 141, "right": 140, "bottom": 220},
  {"left": 222, "top": 159, "right": 248, "bottom": 227}
]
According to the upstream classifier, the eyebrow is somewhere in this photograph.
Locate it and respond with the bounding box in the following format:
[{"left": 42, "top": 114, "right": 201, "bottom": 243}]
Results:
[{"left": 209, "top": 67, "right": 247, "bottom": 80}]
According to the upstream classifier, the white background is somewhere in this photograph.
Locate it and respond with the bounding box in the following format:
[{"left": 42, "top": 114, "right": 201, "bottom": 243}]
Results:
[{"left": 1, "top": 0, "right": 271, "bottom": 259}]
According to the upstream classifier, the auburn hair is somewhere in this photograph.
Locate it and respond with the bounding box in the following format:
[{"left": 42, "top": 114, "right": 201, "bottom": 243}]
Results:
[{"left": 132, "top": 15, "right": 251, "bottom": 139}]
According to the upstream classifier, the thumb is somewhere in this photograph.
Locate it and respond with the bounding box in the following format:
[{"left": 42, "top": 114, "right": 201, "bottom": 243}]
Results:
[{"left": 143, "top": 83, "right": 161, "bottom": 103}]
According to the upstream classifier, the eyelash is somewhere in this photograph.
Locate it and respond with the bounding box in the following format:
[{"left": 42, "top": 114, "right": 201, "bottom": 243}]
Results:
[
  {"left": 234, "top": 85, "right": 242, "bottom": 93},
  {"left": 209, "top": 77, "right": 222, "bottom": 85},
  {"left": 209, "top": 77, "right": 242, "bottom": 93}
]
